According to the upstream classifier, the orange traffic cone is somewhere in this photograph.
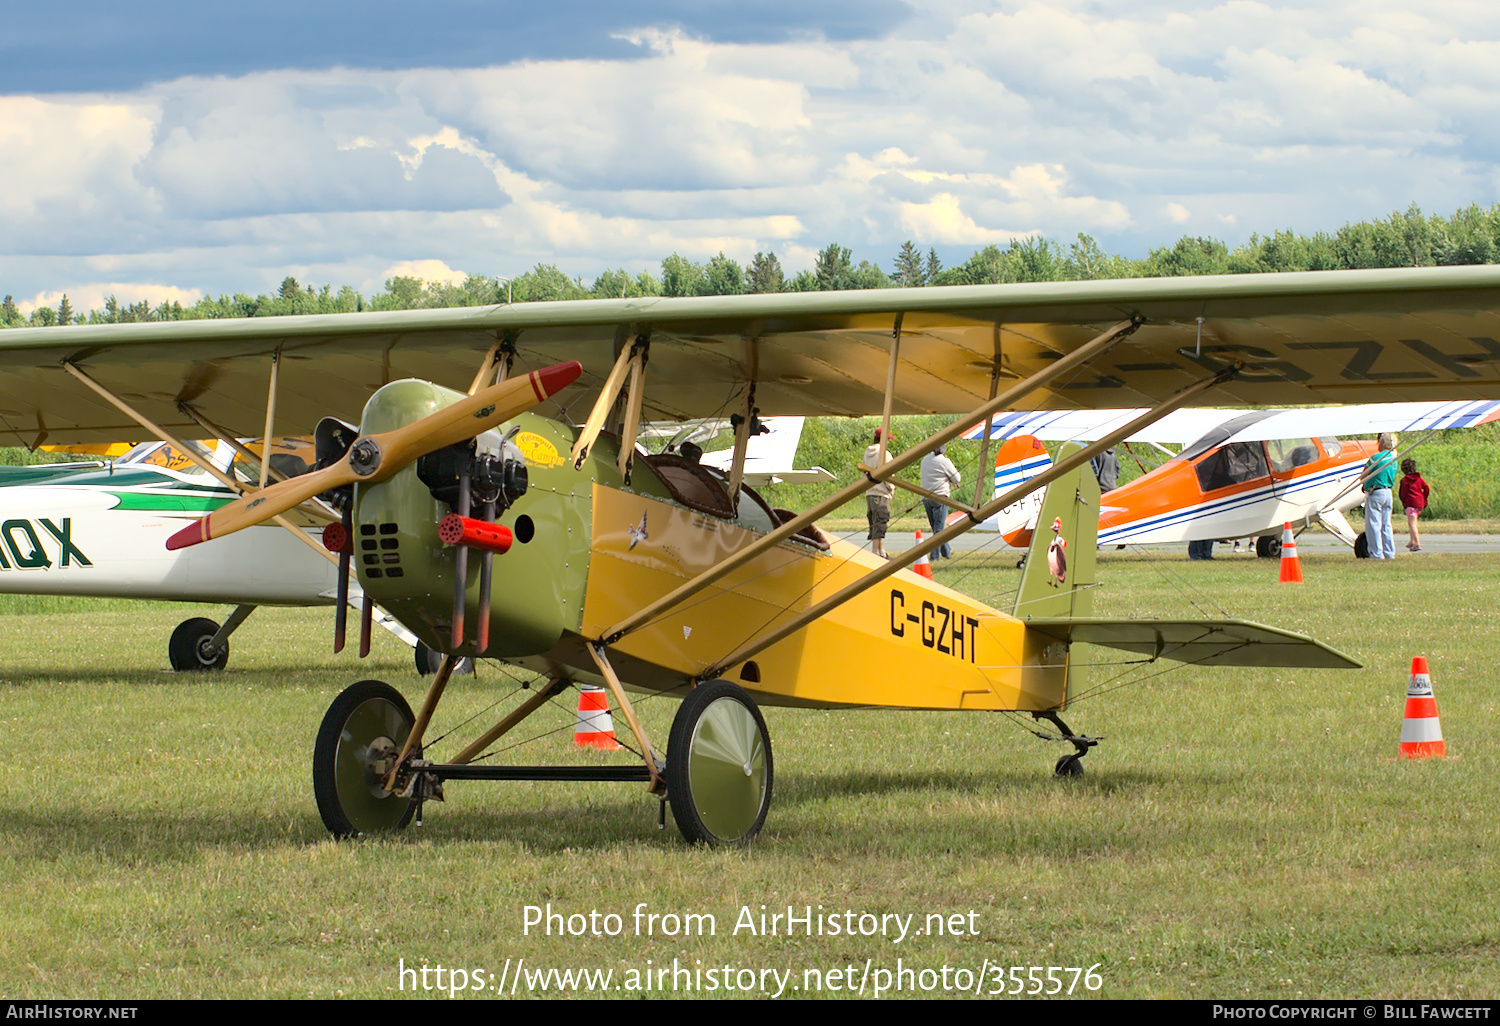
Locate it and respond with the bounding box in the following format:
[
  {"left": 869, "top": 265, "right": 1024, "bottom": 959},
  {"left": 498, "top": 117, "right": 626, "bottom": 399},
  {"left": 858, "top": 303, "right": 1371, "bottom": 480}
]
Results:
[
  {"left": 573, "top": 686, "right": 621, "bottom": 750},
  {"left": 1278, "top": 523, "right": 1302, "bottom": 583},
  {"left": 1398, "top": 656, "right": 1446, "bottom": 759},
  {"left": 912, "top": 530, "right": 934, "bottom": 579}
]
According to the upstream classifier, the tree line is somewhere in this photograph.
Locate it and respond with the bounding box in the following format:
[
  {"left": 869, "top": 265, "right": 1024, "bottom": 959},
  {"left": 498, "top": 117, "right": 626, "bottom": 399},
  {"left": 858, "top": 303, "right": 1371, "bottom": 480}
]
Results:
[{"left": 6, "top": 202, "right": 1500, "bottom": 329}]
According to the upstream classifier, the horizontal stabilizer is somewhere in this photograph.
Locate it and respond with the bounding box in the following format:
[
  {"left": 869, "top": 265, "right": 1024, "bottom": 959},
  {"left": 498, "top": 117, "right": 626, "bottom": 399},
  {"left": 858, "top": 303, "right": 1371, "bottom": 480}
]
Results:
[{"left": 1024, "top": 617, "right": 1361, "bottom": 669}]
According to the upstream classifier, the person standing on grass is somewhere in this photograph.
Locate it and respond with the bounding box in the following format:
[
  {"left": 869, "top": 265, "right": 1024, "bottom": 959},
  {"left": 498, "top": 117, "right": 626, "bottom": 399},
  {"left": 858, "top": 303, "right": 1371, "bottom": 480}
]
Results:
[
  {"left": 1362, "top": 432, "right": 1399, "bottom": 559},
  {"left": 920, "top": 443, "right": 961, "bottom": 560},
  {"left": 863, "top": 428, "right": 894, "bottom": 559},
  {"left": 1399, "top": 457, "right": 1430, "bottom": 552}
]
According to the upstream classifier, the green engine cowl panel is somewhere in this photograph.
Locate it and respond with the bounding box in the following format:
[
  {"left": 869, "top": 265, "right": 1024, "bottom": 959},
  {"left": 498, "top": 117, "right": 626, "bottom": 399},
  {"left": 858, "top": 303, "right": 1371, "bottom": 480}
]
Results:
[{"left": 351, "top": 379, "right": 596, "bottom": 660}]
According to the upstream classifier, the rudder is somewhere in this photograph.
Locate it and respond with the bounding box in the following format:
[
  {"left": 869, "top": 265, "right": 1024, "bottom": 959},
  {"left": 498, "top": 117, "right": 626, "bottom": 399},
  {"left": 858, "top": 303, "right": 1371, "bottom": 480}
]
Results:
[{"left": 1014, "top": 441, "right": 1099, "bottom": 620}]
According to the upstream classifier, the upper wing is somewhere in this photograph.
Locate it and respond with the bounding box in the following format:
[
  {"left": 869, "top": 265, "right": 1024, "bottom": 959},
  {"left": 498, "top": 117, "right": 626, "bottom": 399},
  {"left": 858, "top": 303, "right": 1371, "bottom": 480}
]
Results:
[
  {"left": 964, "top": 399, "right": 1500, "bottom": 445},
  {"left": 1218, "top": 399, "right": 1500, "bottom": 444},
  {"left": 4, "top": 265, "right": 1500, "bottom": 443},
  {"left": 962, "top": 407, "right": 1236, "bottom": 443}
]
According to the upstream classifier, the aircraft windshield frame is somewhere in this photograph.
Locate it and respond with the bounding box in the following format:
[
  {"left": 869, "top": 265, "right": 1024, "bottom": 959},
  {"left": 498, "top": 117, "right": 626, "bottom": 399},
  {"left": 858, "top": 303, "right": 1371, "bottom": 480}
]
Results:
[{"left": 1178, "top": 410, "right": 1279, "bottom": 463}]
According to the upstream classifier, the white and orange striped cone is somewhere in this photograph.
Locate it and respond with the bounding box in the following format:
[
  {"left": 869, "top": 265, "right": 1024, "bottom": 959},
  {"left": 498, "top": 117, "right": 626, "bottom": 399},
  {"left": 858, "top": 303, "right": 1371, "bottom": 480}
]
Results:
[
  {"left": 912, "top": 530, "right": 934, "bottom": 579},
  {"left": 1398, "top": 656, "right": 1446, "bottom": 759},
  {"left": 1278, "top": 523, "right": 1303, "bottom": 583},
  {"left": 573, "top": 686, "right": 621, "bottom": 750}
]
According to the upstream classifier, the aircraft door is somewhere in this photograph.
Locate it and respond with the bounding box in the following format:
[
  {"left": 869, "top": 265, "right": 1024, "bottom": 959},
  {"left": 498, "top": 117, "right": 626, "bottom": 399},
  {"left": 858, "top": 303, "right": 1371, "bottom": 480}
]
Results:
[{"left": 1266, "top": 437, "right": 1318, "bottom": 497}]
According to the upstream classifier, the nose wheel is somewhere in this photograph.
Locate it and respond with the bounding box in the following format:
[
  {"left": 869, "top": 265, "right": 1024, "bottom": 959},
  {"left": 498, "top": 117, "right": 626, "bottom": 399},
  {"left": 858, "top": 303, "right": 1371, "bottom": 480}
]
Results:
[
  {"left": 312, "top": 679, "right": 418, "bottom": 837},
  {"left": 665, "top": 680, "right": 773, "bottom": 846}
]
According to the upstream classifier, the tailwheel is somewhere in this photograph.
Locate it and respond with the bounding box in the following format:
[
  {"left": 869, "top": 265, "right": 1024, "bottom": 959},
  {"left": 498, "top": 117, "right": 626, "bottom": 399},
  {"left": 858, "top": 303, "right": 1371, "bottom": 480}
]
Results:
[
  {"left": 169, "top": 617, "right": 228, "bottom": 671},
  {"left": 313, "top": 679, "right": 418, "bottom": 837},
  {"left": 1053, "top": 754, "right": 1085, "bottom": 777},
  {"left": 666, "top": 680, "right": 773, "bottom": 846}
]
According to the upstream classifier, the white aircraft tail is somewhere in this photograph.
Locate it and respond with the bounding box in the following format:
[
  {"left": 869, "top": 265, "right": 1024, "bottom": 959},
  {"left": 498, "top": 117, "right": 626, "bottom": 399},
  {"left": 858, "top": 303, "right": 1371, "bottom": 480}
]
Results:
[
  {"left": 982, "top": 434, "right": 1053, "bottom": 544},
  {"left": 700, "top": 417, "right": 833, "bottom": 485}
]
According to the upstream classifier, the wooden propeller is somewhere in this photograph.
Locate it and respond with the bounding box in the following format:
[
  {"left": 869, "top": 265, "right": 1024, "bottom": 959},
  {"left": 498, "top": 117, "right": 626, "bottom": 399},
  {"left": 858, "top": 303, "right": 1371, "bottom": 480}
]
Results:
[{"left": 167, "top": 361, "right": 582, "bottom": 550}]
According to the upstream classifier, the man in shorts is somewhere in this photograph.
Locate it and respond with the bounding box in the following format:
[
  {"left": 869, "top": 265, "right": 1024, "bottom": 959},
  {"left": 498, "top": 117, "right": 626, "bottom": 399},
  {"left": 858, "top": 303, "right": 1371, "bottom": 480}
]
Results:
[{"left": 863, "top": 428, "right": 894, "bottom": 558}]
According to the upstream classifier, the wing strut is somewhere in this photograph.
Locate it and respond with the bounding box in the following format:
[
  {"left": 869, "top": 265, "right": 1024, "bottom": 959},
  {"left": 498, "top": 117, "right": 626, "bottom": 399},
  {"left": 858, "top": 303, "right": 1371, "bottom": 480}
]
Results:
[
  {"left": 61, "top": 361, "right": 339, "bottom": 567},
  {"left": 615, "top": 336, "right": 649, "bottom": 486},
  {"left": 727, "top": 380, "right": 756, "bottom": 507},
  {"left": 587, "top": 643, "right": 665, "bottom": 792},
  {"left": 468, "top": 332, "right": 518, "bottom": 395},
  {"left": 876, "top": 313, "right": 903, "bottom": 466},
  {"left": 698, "top": 364, "right": 1238, "bottom": 680},
  {"left": 969, "top": 323, "right": 1005, "bottom": 511},
  {"left": 599, "top": 314, "right": 1145, "bottom": 645},
  {"left": 570, "top": 333, "right": 647, "bottom": 469},
  {"left": 259, "top": 349, "right": 281, "bottom": 489},
  {"left": 174, "top": 401, "right": 337, "bottom": 522}
]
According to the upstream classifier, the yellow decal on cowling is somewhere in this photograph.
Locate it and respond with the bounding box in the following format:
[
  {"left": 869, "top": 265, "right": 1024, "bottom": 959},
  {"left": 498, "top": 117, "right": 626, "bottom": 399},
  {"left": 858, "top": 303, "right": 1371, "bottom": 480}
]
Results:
[{"left": 516, "top": 431, "right": 565, "bottom": 469}]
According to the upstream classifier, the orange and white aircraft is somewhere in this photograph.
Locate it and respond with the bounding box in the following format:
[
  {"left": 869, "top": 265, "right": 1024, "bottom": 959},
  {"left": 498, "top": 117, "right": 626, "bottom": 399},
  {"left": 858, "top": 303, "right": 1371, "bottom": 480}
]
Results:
[{"left": 969, "top": 401, "right": 1500, "bottom": 556}]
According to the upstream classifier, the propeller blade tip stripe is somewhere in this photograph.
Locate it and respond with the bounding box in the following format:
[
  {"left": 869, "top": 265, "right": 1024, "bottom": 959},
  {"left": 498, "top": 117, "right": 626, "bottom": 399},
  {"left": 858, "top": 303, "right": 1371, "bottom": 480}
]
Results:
[
  {"left": 531, "top": 360, "right": 583, "bottom": 401},
  {"left": 166, "top": 520, "right": 208, "bottom": 550}
]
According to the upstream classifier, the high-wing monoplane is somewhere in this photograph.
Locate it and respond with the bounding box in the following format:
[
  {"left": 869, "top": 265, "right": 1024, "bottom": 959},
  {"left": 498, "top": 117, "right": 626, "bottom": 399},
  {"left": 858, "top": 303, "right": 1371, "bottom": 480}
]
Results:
[
  {"left": 4, "top": 266, "right": 1499, "bottom": 845},
  {"left": 0, "top": 435, "right": 424, "bottom": 669},
  {"left": 968, "top": 401, "right": 1500, "bottom": 556}
]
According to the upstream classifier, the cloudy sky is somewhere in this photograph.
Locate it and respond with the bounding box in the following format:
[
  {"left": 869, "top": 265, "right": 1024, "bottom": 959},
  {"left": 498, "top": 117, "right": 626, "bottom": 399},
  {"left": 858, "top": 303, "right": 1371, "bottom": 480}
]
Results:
[{"left": 4, "top": 0, "right": 1499, "bottom": 314}]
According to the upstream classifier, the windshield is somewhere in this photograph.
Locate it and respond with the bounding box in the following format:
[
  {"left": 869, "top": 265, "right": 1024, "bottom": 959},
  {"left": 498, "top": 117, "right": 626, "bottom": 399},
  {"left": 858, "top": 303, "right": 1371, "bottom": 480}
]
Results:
[{"left": 115, "top": 440, "right": 216, "bottom": 476}]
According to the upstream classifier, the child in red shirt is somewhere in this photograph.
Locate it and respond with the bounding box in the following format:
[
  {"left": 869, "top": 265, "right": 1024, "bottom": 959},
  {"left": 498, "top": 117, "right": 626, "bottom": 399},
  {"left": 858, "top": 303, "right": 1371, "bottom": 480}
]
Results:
[{"left": 1398, "top": 458, "right": 1430, "bottom": 552}]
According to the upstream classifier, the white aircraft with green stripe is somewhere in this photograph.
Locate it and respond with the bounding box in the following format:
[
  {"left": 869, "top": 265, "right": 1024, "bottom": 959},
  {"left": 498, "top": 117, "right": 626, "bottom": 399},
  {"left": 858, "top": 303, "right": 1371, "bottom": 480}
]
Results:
[{"left": 0, "top": 438, "right": 420, "bottom": 671}]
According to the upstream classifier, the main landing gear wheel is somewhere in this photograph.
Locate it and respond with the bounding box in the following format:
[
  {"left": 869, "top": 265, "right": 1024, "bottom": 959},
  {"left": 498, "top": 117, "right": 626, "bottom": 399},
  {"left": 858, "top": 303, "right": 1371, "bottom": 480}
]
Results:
[
  {"left": 168, "top": 617, "right": 228, "bottom": 671},
  {"left": 1354, "top": 534, "right": 1370, "bottom": 559},
  {"left": 1255, "top": 534, "right": 1282, "bottom": 559},
  {"left": 313, "top": 680, "right": 417, "bottom": 838},
  {"left": 665, "top": 680, "right": 773, "bottom": 846}
]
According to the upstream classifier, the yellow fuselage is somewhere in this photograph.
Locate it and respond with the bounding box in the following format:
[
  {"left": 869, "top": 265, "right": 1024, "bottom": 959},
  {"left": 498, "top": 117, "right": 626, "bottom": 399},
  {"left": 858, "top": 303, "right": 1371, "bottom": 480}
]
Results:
[{"left": 580, "top": 487, "right": 1069, "bottom": 712}]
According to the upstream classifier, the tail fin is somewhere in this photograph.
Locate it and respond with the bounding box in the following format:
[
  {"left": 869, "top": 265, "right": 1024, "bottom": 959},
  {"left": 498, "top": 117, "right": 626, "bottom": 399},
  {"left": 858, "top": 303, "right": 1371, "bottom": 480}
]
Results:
[
  {"left": 986, "top": 434, "right": 1053, "bottom": 544},
  {"left": 1014, "top": 442, "right": 1099, "bottom": 619}
]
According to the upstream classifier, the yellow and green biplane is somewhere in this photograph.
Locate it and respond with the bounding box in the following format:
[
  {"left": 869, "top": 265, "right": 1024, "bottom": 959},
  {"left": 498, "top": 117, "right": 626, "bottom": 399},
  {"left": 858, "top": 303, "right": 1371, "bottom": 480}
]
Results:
[{"left": 3, "top": 265, "right": 1499, "bottom": 845}]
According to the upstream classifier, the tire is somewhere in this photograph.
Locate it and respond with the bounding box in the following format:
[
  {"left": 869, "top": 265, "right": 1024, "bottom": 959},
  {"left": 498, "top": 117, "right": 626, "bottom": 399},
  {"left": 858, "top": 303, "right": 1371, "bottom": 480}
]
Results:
[
  {"left": 665, "top": 680, "right": 773, "bottom": 846},
  {"left": 169, "top": 617, "right": 228, "bottom": 671},
  {"left": 414, "top": 641, "right": 474, "bottom": 676},
  {"left": 1054, "top": 754, "right": 1085, "bottom": 778},
  {"left": 312, "top": 680, "right": 417, "bottom": 838},
  {"left": 1354, "top": 533, "right": 1370, "bottom": 559},
  {"left": 1255, "top": 535, "right": 1282, "bottom": 559}
]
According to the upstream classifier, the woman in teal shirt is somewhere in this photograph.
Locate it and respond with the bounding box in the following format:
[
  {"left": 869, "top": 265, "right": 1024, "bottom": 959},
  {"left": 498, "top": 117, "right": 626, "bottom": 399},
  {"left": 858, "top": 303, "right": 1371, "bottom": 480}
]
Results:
[{"left": 1362, "top": 433, "right": 1399, "bottom": 559}]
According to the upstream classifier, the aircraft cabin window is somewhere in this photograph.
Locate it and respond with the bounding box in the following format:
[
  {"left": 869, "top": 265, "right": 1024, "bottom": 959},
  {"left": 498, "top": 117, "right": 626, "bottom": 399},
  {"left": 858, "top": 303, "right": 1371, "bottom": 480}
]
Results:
[
  {"left": 1195, "top": 441, "right": 1269, "bottom": 492},
  {"left": 1319, "top": 436, "right": 1342, "bottom": 458},
  {"left": 124, "top": 440, "right": 214, "bottom": 476},
  {"left": 1267, "top": 438, "right": 1318, "bottom": 474}
]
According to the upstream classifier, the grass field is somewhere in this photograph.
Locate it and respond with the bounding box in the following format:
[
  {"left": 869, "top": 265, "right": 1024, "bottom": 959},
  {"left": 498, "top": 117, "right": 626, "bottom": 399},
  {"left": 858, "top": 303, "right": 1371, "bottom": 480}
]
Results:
[{"left": 2, "top": 549, "right": 1496, "bottom": 1000}]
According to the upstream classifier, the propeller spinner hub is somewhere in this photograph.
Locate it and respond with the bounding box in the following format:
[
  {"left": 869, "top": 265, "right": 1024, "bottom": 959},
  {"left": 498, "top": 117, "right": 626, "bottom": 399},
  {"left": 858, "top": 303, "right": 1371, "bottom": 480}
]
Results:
[{"left": 348, "top": 438, "right": 383, "bottom": 477}]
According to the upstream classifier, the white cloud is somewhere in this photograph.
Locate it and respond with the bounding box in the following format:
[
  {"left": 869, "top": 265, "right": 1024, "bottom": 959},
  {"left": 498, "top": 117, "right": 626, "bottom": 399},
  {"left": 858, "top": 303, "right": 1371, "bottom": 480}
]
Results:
[
  {"left": 899, "top": 193, "right": 1017, "bottom": 245},
  {"left": 378, "top": 260, "right": 468, "bottom": 286},
  {"left": 18, "top": 283, "right": 201, "bottom": 317}
]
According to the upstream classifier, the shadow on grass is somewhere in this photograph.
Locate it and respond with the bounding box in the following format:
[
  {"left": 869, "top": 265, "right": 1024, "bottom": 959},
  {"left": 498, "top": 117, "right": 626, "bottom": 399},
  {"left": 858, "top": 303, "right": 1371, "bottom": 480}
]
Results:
[{"left": 1, "top": 767, "right": 1185, "bottom": 861}]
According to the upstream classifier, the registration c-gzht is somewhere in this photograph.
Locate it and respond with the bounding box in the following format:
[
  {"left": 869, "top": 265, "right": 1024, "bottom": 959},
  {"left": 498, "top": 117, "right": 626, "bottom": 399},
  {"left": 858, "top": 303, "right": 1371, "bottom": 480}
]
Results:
[{"left": 889, "top": 589, "right": 979, "bottom": 664}]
